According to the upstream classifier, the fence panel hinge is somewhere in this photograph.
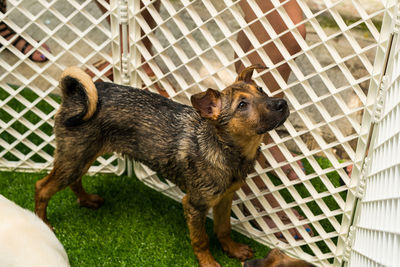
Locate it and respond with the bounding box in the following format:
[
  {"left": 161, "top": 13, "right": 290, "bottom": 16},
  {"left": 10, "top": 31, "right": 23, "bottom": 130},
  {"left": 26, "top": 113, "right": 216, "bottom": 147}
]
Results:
[
  {"left": 343, "top": 226, "right": 356, "bottom": 262},
  {"left": 356, "top": 156, "right": 370, "bottom": 199},
  {"left": 119, "top": 0, "right": 130, "bottom": 85},
  {"left": 394, "top": 13, "right": 400, "bottom": 34},
  {"left": 373, "top": 75, "right": 388, "bottom": 123}
]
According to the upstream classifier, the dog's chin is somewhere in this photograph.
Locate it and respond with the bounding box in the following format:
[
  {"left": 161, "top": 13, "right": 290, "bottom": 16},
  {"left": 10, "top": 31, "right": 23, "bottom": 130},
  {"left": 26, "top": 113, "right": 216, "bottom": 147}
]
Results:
[
  {"left": 257, "top": 108, "right": 289, "bottom": 135},
  {"left": 256, "top": 117, "right": 288, "bottom": 135}
]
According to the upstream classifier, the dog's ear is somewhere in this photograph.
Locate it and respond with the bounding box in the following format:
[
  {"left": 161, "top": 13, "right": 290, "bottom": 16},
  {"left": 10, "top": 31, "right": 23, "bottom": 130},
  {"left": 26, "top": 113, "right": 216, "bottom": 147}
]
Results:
[
  {"left": 191, "top": 88, "right": 222, "bottom": 120},
  {"left": 236, "top": 64, "right": 267, "bottom": 83}
]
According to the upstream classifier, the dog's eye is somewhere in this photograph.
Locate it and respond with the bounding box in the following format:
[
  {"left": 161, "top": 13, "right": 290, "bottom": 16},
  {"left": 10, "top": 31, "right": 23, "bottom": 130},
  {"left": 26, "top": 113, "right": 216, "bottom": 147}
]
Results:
[
  {"left": 257, "top": 86, "right": 263, "bottom": 93},
  {"left": 238, "top": 101, "right": 248, "bottom": 110}
]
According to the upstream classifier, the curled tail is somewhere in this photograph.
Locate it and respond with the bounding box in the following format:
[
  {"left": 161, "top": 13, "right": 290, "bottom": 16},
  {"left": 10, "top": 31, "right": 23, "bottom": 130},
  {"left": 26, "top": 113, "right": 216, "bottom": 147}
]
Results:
[{"left": 59, "top": 66, "right": 99, "bottom": 127}]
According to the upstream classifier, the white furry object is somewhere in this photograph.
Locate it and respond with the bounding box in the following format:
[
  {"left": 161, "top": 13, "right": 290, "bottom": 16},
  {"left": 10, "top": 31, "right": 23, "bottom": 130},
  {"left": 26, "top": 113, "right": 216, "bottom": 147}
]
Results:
[{"left": 0, "top": 195, "right": 69, "bottom": 267}]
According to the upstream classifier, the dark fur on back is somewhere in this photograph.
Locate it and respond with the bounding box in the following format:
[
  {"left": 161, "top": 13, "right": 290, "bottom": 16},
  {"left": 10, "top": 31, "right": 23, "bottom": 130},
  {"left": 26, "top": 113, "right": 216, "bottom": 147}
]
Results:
[{"left": 56, "top": 81, "right": 254, "bottom": 206}]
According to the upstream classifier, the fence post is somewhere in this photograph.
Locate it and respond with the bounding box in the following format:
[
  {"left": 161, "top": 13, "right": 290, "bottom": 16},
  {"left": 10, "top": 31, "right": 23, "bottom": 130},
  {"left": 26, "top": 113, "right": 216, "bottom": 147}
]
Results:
[{"left": 123, "top": 0, "right": 143, "bottom": 177}]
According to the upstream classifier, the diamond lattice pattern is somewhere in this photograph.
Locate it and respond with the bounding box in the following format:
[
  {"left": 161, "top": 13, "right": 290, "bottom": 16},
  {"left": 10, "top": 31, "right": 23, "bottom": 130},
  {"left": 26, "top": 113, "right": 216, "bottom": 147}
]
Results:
[
  {"left": 0, "top": 0, "right": 124, "bottom": 174},
  {"left": 0, "top": 0, "right": 390, "bottom": 265}
]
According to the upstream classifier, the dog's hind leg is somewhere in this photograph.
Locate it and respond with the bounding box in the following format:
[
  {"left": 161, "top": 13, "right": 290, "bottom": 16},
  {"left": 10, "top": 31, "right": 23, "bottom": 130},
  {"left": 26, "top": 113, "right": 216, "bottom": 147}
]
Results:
[
  {"left": 35, "top": 145, "right": 102, "bottom": 228},
  {"left": 35, "top": 163, "right": 88, "bottom": 228},
  {"left": 213, "top": 193, "right": 253, "bottom": 261},
  {"left": 69, "top": 156, "right": 104, "bottom": 209},
  {"left": 35, "top": 166, "right": 65, "bottom": 228}
]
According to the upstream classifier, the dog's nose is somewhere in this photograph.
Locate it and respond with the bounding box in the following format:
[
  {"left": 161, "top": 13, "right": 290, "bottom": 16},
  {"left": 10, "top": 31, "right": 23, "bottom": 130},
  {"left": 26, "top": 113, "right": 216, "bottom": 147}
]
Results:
[{"left": 269, "top": 99, "right": 287, "bottom": 112}]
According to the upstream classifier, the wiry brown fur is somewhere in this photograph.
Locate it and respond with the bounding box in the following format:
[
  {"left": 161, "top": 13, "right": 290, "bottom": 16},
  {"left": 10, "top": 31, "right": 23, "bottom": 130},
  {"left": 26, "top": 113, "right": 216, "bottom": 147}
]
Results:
[
  {"left": 35, "top": 64, "right": 289, "bottom": 267},
  {"left": 243, "top": 248, "right": 315, "bottom": 267}
]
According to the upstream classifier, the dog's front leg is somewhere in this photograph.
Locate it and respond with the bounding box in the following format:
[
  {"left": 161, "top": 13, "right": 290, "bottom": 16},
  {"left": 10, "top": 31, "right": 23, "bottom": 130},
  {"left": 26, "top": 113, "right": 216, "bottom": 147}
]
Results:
[
  {"left": 213, "top": 193, "right": 254, "bottom": 261},
  {"left": 182, "top": 195, "right": 220, "bottom": 267}
]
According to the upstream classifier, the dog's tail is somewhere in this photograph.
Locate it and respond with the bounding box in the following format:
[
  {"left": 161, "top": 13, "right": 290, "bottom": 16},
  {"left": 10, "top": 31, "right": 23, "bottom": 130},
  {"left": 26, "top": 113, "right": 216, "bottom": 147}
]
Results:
[{"left": 59, "top": 66, "right": 98, "bottom": 127}]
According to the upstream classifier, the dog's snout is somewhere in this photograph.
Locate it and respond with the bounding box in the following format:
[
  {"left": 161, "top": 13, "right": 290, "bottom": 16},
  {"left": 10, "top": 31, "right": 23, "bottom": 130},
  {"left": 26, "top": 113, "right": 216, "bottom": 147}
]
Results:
[
  {"left": 268, "top": 98, "right": 287, "bottom": 112},
  {"left": 275, "top": 99, "right": 287, "bottom": 111}
]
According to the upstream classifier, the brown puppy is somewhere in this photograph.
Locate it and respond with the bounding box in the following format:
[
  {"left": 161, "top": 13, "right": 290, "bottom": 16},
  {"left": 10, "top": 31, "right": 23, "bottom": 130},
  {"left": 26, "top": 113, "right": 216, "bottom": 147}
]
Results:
[
  {"left": 243, "top": 249, "right": 315, "bottom": 267},
  {"left": 35, "top": 64, "right": 289, "bottom": 267}
]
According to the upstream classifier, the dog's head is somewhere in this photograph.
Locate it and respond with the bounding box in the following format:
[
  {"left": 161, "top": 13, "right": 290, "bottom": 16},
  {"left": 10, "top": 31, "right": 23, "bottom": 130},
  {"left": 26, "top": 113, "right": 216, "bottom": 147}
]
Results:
[
  {"left": 243, "top": 248, "right": 315, "bottom": 267},
  {"left": 191, "top": 64, "right": 289, "bottom": 159}
]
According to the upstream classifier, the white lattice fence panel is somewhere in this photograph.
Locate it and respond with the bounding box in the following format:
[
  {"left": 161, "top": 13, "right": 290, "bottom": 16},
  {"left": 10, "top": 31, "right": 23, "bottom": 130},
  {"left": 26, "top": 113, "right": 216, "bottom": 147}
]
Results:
[
  {"left": 1, "top": 0, "right": 396, "bottom": 266},
  {"left": 0, "top": 0, "right": 124, "bottom": 174},
  {"left": 348, "top": 3, "right": 400, "bottom": 266},
  {"left": 125, "top": 0, "right": 388, "bottom": 265}
]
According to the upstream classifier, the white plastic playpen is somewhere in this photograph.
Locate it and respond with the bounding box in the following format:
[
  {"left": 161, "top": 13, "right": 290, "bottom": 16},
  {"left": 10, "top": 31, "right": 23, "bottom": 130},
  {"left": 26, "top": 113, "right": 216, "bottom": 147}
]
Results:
[{"left": 0, "top": 0, "right": 399, "bottom": 266}]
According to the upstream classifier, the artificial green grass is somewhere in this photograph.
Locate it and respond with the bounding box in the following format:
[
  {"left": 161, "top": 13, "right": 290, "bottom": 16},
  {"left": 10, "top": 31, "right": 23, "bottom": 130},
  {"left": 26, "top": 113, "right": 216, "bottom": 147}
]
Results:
[{"left": 0, "top": 171, "right": 271, "bottom": 267}]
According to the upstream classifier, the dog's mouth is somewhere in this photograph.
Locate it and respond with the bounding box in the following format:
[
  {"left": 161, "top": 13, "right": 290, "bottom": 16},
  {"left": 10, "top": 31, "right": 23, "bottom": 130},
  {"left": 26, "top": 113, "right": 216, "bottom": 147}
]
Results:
[
  {"left": 274, "top": 112, "right": 289, "bottom": 128},
  {"left": 256, "top": 109, "right": 289, "bottom": 134}
]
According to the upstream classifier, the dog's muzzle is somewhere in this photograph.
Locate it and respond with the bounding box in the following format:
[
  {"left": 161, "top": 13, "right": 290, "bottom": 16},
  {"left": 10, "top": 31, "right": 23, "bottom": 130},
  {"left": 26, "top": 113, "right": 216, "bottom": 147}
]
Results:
[
  {"left": 256, "top": 98, "right": 290, "bottom": 134},
  {"left": 268, "top": 98, "right": 290, "bottom": 128}
]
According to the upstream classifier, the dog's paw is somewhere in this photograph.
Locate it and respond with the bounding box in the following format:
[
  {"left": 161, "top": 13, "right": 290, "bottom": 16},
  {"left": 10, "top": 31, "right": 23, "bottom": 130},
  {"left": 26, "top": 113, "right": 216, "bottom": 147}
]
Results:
[
  {"left": 197, "top": 251, "right": 221, "bottom": 267},
  {"left": 77, "top": 194, "right": 104, "bottom": 209},
  {"left": 223, "top": 241, "right": 254, "bottom": 261}
]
